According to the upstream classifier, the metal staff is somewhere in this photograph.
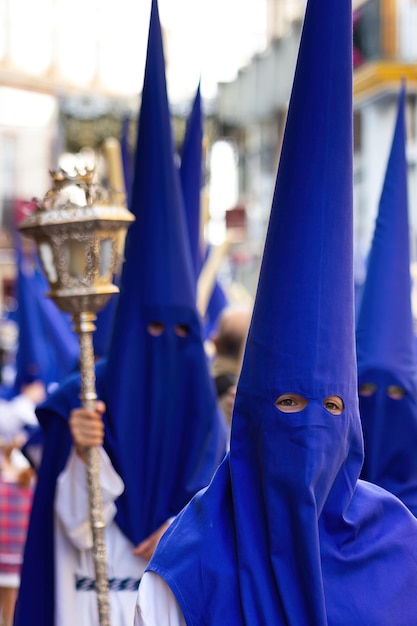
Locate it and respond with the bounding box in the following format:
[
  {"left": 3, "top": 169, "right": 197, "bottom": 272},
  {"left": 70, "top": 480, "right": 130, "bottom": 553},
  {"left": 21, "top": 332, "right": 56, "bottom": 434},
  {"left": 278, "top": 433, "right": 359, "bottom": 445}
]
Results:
[{"left": 18, "top": 150, "right": 134, "bottom": 625}]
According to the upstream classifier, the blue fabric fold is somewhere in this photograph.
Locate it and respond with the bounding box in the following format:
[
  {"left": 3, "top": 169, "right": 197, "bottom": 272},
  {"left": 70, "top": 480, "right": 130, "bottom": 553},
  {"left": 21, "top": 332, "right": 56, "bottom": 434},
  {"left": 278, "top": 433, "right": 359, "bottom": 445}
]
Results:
[
  {"left": 146, "top": 1, "right": 417, "bottom": 624},
  {"left": 180, "top": 83, "right": 228, "bottom": 337},
  {"left": 356, "top": 84, "right": 417, "bottom": 516},
  {"left": 13, "top": 244, "right": 79, "bottom": 394}
]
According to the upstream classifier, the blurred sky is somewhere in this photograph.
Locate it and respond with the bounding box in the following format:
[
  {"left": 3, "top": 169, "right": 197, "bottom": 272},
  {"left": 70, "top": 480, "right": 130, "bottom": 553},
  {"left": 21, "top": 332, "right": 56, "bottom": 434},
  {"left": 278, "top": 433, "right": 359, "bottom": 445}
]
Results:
[
  {"left": 0, "top": 0, "right": 268, "bottom": 105},
  {"left": 158, "top": 0, "right": 267, "bottom": 102}
]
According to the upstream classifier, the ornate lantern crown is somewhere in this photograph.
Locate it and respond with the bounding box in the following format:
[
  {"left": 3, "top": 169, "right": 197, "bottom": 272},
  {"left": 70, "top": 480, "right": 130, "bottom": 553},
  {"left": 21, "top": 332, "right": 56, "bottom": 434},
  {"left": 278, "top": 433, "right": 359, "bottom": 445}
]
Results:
[{"left": 18, "top": 165, "right": 135, "bottom": 314}]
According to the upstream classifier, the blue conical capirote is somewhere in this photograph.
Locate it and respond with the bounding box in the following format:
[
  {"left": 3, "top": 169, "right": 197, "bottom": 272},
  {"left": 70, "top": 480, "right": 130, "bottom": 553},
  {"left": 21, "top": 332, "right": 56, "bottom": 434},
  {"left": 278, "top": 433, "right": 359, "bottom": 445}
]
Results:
[
  {"left": 120, "top": 112, "right": 133, "bottom": 206},
  {"left": 117, "top": 0, "right": 195, "bottom": 311},
  {"left": 180, "top": 81, "right": 204, "bottom": 278},
  {"left": 239, "top": 0, "right": 355, "bottom": 403},
  {"left": 14, "top": 243, "right": 79, "bottom": 394},
  {"left": 180, "top": 83, "right": 228, "bottom": 334},
  {"left": 356, "top": 84, "right": 417, "bottom": 515},
  {"left": 228, "top": 0, "right": 359, "bottom": 619},
  {"left": 102, "top": 0, "right": 226, "bottom": 544},
  {"left": 145, "top": 3, "right": 417, "bottom": 624},
  {"left": 356, "top": 84, "right": 416, "bottom": 391}
]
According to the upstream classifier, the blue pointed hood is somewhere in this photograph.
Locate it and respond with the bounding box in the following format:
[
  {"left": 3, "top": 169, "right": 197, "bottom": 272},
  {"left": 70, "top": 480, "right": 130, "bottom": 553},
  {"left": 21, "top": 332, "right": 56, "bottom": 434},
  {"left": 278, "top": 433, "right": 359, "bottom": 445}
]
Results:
[
  {"left": 180, "top": 82, "right": 204, "bottom": 278},
  {"left": 101, "top": 0, "right": 226, "bottom": 545},
  {"left": 240, "top": 18, "right": 356, "bottom": 404},
  {"left": 120, "top": 112, "right": 133, "bottom": 206},
  {"left": 224, "top": 0, "right": 362, "bottom": 617},
  {"left": 117, "top": 1, "right": 195, "bottom": 311},
  {"left": 14, "top": 243, "right": 79, "bottom": 394},
  {"left": 356, "top": 85, "right": 417, "bottom": 515},
  {"left": 148, "top": 1, "right": 417, "bottom": 623},
  {"left": 356, "top": 85, "right": 415, "bottom": 390},
  {"left": 179, "top": 83, "right": 228, "bottom": 335},
  {"left": 204, "top": 279, "right": 228, "bottom": 337}
]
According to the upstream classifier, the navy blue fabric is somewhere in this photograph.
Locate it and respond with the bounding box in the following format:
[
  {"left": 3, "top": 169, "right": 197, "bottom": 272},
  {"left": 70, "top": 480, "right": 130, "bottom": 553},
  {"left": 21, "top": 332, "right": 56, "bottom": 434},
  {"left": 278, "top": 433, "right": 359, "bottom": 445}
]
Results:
[
  {"left": 13, "top": 246, "right": 79, "bottom": 393},
  {"left": 15, "top": 385, "right": 75, "bottom": 626},
  {"left": 14, "top": 2, "right": 226, "bottom": 624},
  {"left": 179, "top": 83, "right": 228, "bottom": 338},
  {"left": 120, "top": 112, "right": 133, "bottom": 206},
  {"left": 356, "top": 86, "right": 417, "bottom": 515},
  {"left": 201, "top": 254, "right": 229, "bottom": 339},
  {"left": 18, "top": 377, "right": 141, "bottom": 619},
  {"left": 180, "top": 82, "right": 204, "bottom": 278},
  {"left": 356, "top": 86, "right": 415, "bottom": 388},
  {"left": 101, "top": 0, "right": 226, "bottom": 545},
  {"left": 147, "top": 1, "right": 417, "bottom": 623},
  {"left": 14, "top": 368, "right": 90, "bottom": 626}
]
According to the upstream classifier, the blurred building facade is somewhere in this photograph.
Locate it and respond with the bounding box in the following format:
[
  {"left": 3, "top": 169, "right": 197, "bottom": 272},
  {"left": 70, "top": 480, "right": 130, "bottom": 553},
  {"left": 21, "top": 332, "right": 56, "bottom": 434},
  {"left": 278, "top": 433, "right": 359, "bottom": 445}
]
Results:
[
  {"left": 0, "top": 0, "right": 416, "bottom": 313},
  {"left": 215, "top": 0, "right": 417, "bottom": 289}
]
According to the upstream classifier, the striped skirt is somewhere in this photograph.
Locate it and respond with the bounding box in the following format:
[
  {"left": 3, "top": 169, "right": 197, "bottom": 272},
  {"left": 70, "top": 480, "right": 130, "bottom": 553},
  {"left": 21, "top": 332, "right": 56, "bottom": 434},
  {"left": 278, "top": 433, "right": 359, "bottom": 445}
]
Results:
[{"left": 0, "top": 479, "right": 34, "bottom": 582}]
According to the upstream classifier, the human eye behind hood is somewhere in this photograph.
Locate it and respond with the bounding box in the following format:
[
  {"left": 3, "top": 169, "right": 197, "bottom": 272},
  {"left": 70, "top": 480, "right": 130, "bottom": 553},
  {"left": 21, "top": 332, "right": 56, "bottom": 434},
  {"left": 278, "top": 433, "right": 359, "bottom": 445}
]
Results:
[{"left": 275, "top": 394, "right": 308, "bottom": 413}]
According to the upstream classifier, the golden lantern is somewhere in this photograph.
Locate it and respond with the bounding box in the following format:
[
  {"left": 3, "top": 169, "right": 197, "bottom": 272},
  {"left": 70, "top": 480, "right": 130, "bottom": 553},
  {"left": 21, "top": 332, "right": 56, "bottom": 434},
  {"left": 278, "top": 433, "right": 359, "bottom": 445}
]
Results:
[{"left": 18, "top": 143, "right": 134, "bottom": 626}]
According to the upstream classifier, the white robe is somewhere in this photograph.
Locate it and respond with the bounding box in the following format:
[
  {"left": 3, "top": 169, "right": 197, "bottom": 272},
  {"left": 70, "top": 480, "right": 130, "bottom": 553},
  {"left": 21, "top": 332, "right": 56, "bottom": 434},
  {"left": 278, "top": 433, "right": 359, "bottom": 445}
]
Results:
[
  {"left": 135, "top": 571, "right": 186, "bottom": 626},
  {"left": 55, "top": 447, "right": 147, "bottom": 626},
  {"left": 0, "top": 394, "right": 39, "bottom": 442}
]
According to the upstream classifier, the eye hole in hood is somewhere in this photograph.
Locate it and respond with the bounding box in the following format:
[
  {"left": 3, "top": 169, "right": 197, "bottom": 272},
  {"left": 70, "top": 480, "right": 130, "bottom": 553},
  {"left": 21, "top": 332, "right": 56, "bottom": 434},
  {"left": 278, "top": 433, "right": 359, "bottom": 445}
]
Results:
[
  {"left": 174, "top": 324, "right": 190, "bottom": 338},
  {"left": 147, "top": 322, "right": 165, "bottom": 336},
  {"left": 275, "top": 393, "right": 344, "bottom": 415},
  {"left": 359, "top": 381, "right": 406, "bottom": 400}
]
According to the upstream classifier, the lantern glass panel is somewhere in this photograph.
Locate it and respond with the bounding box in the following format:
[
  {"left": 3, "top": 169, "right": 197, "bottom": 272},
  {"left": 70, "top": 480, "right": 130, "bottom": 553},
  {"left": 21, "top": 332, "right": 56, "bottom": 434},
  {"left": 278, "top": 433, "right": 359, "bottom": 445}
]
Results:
[
  {"left": 67, "top": 240, "right": 87, "bottom": 279},
  {"left": 99, "top": 238, "right": 112, "bottom": 277},
  {"left": 39, "top": 241, "right": 58, "bottom": 283}
]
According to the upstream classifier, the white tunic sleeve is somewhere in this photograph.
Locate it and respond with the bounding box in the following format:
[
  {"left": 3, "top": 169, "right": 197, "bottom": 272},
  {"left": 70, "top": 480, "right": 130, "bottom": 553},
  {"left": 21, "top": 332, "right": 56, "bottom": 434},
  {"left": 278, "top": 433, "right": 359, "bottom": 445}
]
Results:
[
  {"left": 55, "top": 446, "right": 124, "bottom": 550},
  {"left": 135, "top": 571, "right": 186, "bottom": 626},
  {"left": 0, "top": 394, "right": 38, "bottom": 441}
]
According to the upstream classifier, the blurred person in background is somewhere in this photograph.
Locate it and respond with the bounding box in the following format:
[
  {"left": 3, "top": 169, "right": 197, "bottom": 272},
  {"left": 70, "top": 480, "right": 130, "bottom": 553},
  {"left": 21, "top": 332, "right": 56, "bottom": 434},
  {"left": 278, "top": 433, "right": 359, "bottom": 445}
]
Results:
[
  {"left": 210, "top": 305, "right": 251, "bottom": 430},
  {"left": 0, "top": 379, "right": 45, "bottom": 626},
  {"left": 0, "top": 234, "right": 76, "bottom": 626}
]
